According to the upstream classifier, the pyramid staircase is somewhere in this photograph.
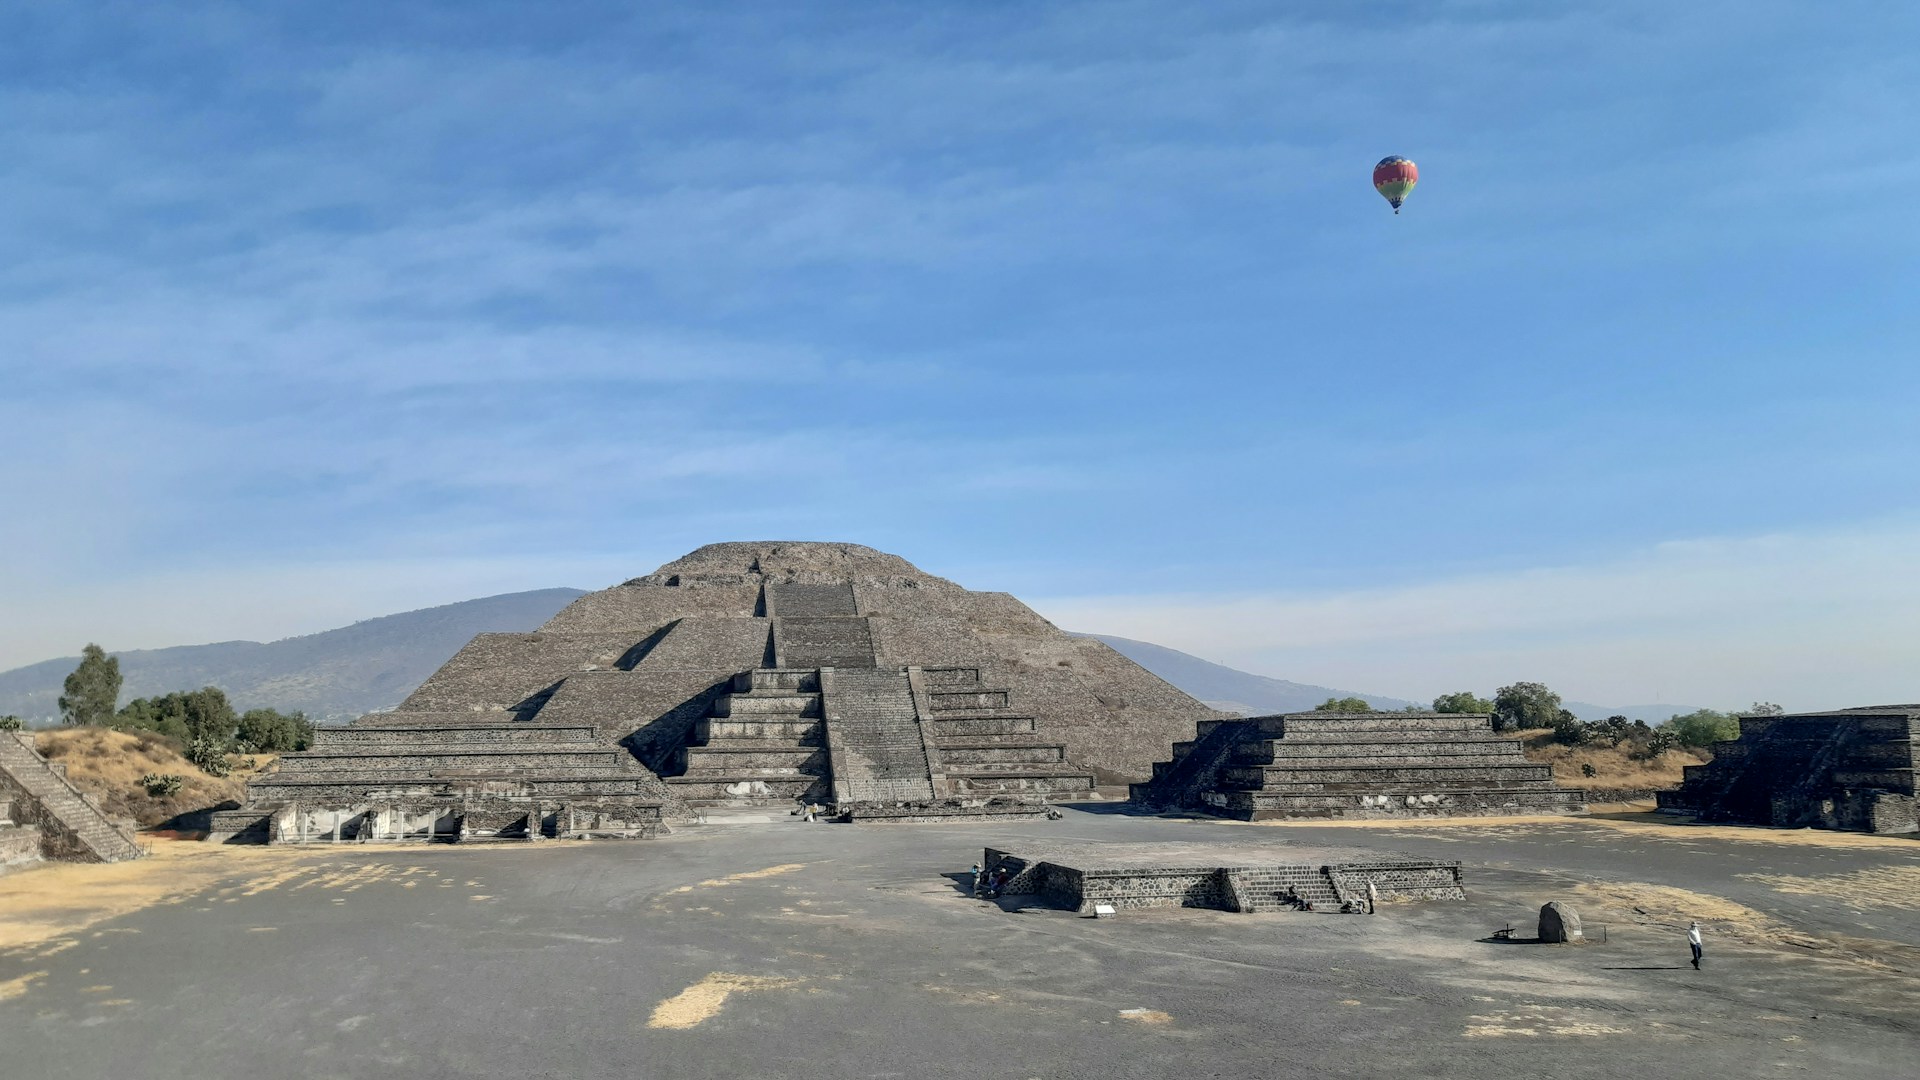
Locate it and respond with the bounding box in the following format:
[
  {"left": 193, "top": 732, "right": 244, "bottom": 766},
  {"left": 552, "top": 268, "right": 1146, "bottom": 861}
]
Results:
[
  {"left": 1132, "top": 713, "right": 1582, "bottom": 820},
  {"left": 663, "top": 669, "right": 833, "bottom": 805},
  {"left": 0, "top": 732, "right": 143, "bottom": 862},
  {"left": 660, "top": 664, "right": 1092, "bottom": 812}
]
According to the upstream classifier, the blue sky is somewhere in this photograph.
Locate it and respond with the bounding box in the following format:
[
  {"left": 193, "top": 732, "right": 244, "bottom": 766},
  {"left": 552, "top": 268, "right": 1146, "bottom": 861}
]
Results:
[{"left": 3, "top": 2, "right": 1916, "bottom": 709}]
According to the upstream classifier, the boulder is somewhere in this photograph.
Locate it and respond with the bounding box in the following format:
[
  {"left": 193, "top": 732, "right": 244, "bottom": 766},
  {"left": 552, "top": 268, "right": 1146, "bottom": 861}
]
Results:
[{"left": 1538, "top": 901, "right": 1583, "bottom": 943}]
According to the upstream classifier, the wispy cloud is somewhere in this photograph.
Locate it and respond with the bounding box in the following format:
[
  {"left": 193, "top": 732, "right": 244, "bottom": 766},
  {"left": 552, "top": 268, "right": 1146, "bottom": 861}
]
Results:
[{"left": 1032, "top": 520, "right": 1920, "bottom": 712}]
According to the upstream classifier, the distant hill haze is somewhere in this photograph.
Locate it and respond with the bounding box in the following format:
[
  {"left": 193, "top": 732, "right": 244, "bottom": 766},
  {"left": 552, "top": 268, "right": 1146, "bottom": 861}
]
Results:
[
  {"left": 0, "top": 589, "right": 1696, "bottom": 725},
  {"left": 1080, "top": 635, "right": 1419, "bottom": 714},
  {"left": 0, "top": 589, "right": 586, "bottom": 723}
]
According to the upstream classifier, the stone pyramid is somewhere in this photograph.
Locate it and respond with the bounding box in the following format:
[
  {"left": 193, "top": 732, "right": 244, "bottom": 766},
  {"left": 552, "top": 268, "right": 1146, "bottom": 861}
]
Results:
[{"left": 220, "top": 542, "right": 1219, "bottom": 840}]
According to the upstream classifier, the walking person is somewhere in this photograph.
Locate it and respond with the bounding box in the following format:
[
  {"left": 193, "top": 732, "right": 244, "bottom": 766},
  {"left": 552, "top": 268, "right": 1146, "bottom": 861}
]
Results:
[{"left": 1687, "top": 921, "right": 1704, "bottom": 969}]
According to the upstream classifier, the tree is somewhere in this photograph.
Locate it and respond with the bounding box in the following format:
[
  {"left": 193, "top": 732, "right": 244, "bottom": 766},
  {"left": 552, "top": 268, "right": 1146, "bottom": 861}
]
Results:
[
  {"left": 1313, "top": 697, "right": 1373, "bottom": 713},
  {"left": 1432, "top": 691, "right": 1494, "bottom": 714},
  {"left": 115, "top": 686, "right": 240, "bottom": 747},
  {"left": 1549, "top": 707, "right": 1586, "bottom": 745},
  {"left": 1663, "top": 709, "right": 1739, "bottom": 748},
  {"left": 1490, "top": 682, "right": 1562, "bottom": 733},
  {"left": 1750, "top": 702, "right": 1785, "bottom": 716},
  {"left": 59, "top": 644, "right": 121, "bottom": 727},
  {"left": 236, "top": 708, "right": 313, "bottom": 752},
  {"left": 0, "top": 715, "right": 22, "bottom": 732}
]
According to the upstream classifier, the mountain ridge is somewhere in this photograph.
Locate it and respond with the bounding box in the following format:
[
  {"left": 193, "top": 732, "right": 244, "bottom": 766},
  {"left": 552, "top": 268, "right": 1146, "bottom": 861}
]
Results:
[
  {"left": 1, "top": 590, "right": 1700, "bottom": 726},
  {"left": 0, "top": 588, "right": 587, "bottom": 722}
]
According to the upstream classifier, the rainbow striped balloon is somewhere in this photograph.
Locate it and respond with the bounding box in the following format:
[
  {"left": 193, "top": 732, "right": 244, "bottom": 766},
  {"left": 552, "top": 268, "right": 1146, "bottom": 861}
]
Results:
[{"left": 1373, "top": 156, "right": 1418, "bottom": 215}]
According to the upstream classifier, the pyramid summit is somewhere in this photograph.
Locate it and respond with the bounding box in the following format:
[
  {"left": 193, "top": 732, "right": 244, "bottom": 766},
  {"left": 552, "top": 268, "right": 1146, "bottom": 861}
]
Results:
[
  {"left": 631, "top": 541, "right": 942, "bottom": 585},
  {"left": 215, "top": 541, "right": 1219, "bottom": 841}
]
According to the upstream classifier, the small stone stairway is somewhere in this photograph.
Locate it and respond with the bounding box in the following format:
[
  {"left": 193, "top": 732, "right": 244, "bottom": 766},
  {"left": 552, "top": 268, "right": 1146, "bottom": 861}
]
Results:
[
  {"left": 665, "top": 669, "right": 832, "bottom": 806},
  {"left": 0, "top": 732, "right": 143, "bottom": 862},
  {"left": 918, "top": 667, "right": 1093, "bottom": 796},
  {"left": 1224, "top": 865, "right": 1346, "bottom": 913}
]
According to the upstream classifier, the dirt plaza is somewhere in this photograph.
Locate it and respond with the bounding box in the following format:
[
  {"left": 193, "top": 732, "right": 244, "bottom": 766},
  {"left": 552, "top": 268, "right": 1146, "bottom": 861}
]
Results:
[{"left": 3, "top": 805, "right": 1917, "bottom": 1080}]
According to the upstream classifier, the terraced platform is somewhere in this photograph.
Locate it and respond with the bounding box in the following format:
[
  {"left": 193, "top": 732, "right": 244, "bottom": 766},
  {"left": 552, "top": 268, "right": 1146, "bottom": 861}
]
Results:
[
  {"left": 1657, "top": 705, "right": 1920, "bottom": 833},
  {"left": 1131, "top": 712, "right": 1583, "bottom": 820},
  {"left": 220, "top": 720, "right": 667, "bottom": 843}
]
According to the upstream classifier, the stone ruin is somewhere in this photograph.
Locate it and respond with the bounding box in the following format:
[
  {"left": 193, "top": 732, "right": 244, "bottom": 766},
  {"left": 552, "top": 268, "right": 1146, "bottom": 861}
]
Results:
[
  {"left": 1131, "top": 711, "right": 1583, "bottom": 820},
  {"left": 980, "top": 839, "right": 1466, "bottom": 914},
  {"left": 1657, "top": 705, "right": 1920, "bottom": 834},
  {"left": 0, "top": 731, "right": 143, "bottom": 868},
  {"left": 211, "top": 542, "right": 1219, "bottom": 842}
]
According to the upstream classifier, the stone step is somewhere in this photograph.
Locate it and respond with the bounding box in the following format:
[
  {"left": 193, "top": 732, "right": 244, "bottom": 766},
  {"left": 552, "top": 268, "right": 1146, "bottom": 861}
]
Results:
[
  {"left": 695, "top": 717, "right": 824, "bottom": 743},
  {"left": 251, "top": 775, "right": 661, "bottom": 797},
  {"left": 310, "top": 725, "right": 603, "bottom": 749},
  {"left": 1221, "top": 763, "right": 1555, "bottom": 788},
  {"left": 274, "top": 750, "right": 630, "bottom": 773},
  {"left": 919, "top": 666, "right": 984, "bottom": 688},
  {"left": 1233, "top": 737, "right": 1530, "bottom": 763},
  {"left": 936, "top": 744, "right": 1065, "bottom": 765},
  {"left": 930, "top": 716, "right": 1036, "bottom": 737},
  {"left": 925, "top": 689, "right": 1012, "bottom": 714},
  {"left": 679, "top": 745, "right": 827, "bottom": 775},
  {"left": 932, "top": 733, "right": 1053, "bottom": 751},
  {"left": 1213, "top": 787, "right": 1582, "bottom": 819},
  {"left": 735, "top": 668, "right": 822, "bottom": 693},
  {"left": 713, "top": 694, "right": 822, "bottom": 719}
]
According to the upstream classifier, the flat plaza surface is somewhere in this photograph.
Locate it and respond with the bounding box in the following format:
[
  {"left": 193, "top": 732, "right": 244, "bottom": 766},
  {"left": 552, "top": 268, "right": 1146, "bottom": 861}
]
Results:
[{"left": 4, "top": 805, "right": 1919, "bottom": 1079}]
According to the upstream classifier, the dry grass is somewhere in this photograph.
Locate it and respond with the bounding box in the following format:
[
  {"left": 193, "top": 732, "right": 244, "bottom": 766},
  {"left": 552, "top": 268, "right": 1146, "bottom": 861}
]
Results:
[
  {"left": 31, "top": 728, "right": 272, "bottom": 827},
  {"left": 1513, "top": 728, "right": 1707, "bottom": 792}
]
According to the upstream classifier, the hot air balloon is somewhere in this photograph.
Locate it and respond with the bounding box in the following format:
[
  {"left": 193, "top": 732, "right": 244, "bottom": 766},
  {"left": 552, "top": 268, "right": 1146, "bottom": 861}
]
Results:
[{"left": 1373, "top": 156, "right": 1418, "bottom": 214}]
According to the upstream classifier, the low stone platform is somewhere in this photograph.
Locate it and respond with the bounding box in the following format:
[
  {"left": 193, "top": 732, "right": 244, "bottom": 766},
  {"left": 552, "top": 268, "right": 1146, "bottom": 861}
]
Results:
[{"left": 980, "top": 839, "right": 1465, "bottom": 914}]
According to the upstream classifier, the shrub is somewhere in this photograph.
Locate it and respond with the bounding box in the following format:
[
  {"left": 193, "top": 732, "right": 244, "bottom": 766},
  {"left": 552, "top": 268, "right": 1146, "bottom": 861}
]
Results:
[
  {"left": 1634, "top": 731, "right": 1679, "bottom": 761},
  {"left": 141, "top": 773, "right": 184, "bottom": 797},
  {"left": 1664, "top": 709, "right": 1740, "bottom": 748},
  {"left": 0, "top": 715, "right": 22, "bottom": 732},
  {"left": 1313, "top": 697, "right": 1373, "bottom": 713},
  {"left": 185, "top": 736, "right": 234, "bottom": 777},
  {"left": 1549, "top": 708, "right": 1588, "bottom": 746},
  {"left": 1580, "top": 762, "right": 1597, "bottom": 778}
]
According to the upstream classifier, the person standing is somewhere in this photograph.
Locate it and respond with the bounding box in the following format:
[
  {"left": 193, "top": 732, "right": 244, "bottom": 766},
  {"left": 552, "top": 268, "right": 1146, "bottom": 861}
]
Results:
[
  {"left": 1687, "top": 921, "right": 1704, "bottom": 969},
  {"left": 1366, "top": 881, "right": 1380, "bottom": 914},
  {"left": 968, "top": 863, "right": 982, "bottom": 896}
]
